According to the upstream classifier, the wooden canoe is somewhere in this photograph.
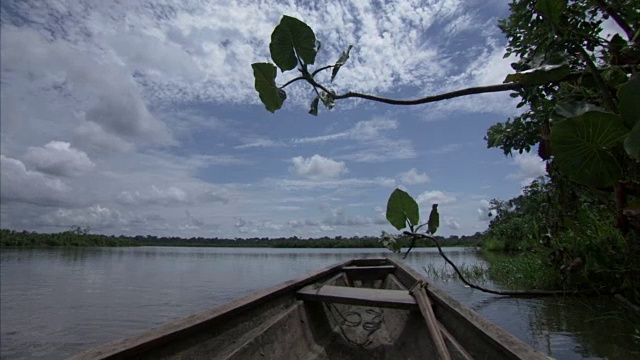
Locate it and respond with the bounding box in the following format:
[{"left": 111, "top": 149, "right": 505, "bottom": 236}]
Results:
[{"left": 70, "top": 258, "right": 546, "bottom": 360}]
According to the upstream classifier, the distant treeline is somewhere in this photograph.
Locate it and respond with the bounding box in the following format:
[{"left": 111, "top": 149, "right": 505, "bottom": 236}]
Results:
[{"left": 0, "top": 228, "right": 482, "bottom": 248}]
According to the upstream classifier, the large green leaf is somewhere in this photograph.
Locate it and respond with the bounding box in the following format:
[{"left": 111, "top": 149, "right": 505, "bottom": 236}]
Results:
[
  {"left": 551, "top": 111, "right": 629, "bottom": 188},
  {"left": 504, "top": 64, "right": 570, "bottom": 85},
  {"left": 331, "top": 45, "right": 353, "bottom": 82},
  {"left": 624, "top": 121, "right": 640, "bottom": 160},
  {"left": 269, "top": 16, "right": 317, "bottom": 72},
  {"left": 618, "top": 75, "right": 640, "bottom": 129},
  {"left": 309, "top": 96, "right": 319, "bottom": 116},
  {"left": 427, "top": 204, "right": 439, "bottom": 235},
  {"left": 555, "top": 102, "right": 603, "bottom": 118},
  {"left": 535, "top": 0, "right": 566, "bottom": 27},
  {"left": 251, "top": 63, "right": 285, "bottom": 113},
  {"left": 386, "top": 189, "right": 419, "bottom": 231}
]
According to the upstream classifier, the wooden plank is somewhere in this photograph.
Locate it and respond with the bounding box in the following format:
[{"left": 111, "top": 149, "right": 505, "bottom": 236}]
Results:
[
  {"left": 349, "top": 258, "right": 389, "bottom": 267},
  {"left": 342, "top": 265, "right": 396, "bottom": 270},
  {"left": 342, "top": 265, "right": 396, "bottom": 282},
  {"left": 439, "top": 323, "right": 473, "bottom": 360},
  {"left": 297, "top": 285, "right": 416, "bottom": 309},
  {"left": 410, "top": 281, "right": 451, "bottom": 360}
]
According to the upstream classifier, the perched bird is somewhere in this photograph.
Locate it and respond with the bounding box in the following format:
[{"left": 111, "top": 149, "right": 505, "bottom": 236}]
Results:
[{"left": 427, "top": 204, "right": 439, "bottom": 235}]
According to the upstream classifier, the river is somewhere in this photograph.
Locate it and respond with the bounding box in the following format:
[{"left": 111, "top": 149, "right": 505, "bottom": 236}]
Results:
[{"left": 1, "top": 247, "right": 638, "bottom": 359}]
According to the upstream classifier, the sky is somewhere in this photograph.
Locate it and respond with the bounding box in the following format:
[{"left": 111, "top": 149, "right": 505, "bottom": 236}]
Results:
[{"left": 0, "top": 0, "right": 550, "bottom": 239}]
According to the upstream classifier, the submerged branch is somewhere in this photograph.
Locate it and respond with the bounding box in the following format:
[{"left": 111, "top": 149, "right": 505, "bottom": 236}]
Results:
[{"left": 403, "top": 232, "right": 605, "bottom": 297}]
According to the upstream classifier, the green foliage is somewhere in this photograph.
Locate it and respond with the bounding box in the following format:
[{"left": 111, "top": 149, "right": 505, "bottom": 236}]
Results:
[
  {"left": 534, "top": 0, "right": 566, "bottom": 27},
  {"left": 269, "top": 15, "right": 318, "bottom": 71},
  {"left": 381, "top": 190, "right": 444, "bottom": 255},
  {"left": 481, "top": 178, "right": 549, "bottom": 251},
  {"left": 551, "top": 111, "right": 628, "bottom": 187},
  {"left": 554, "top": 101, "right": 603, "bottom": 118},
  {"left": 0, "top": 229, "right": 477, "bottom": 249},
  {"left": 503, "top": 64, "right": 570, "bottom": 85},
  {"left": 252, "top": 63, "right": 285, "bottom": 113},
  {"left": 379, "top": 231, "right": 403, "bottom": 253},
  {"left": 480, "top": 177, "right": 640, "bottom": 302},
  {"left": 331, "top": 45, "right": 352, "bottom": 81},
  {"left": 385, "top": 188, "right": 420, "bottom": 231},
  {"left": 485, "top": 115, "right": 541, "bottom": 155},
  {"left": 618, "top": 75, "right": 640, "bottom": 129},
  {"left": 484, "top": 252, "right": 558, "bottom": 289},
  {"left": 309, "top": 96, "right": 319, "bottom": 115},
  {"left": 427, "top": 204, "right": 439, "bottom": 235},
  {"left": 625, "top": 121, "right": 640, "bottom": 160},
  {"left": 251, "top": 15, "right": 354, "bottom": 117}
]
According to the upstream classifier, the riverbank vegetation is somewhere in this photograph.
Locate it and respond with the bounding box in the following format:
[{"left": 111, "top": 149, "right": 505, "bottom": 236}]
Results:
[
  {"left": 0, "top": 228, "right": 481, "bottom": 248},
  {"left": 478, "top": 177, "right": 640, "bottom": 300},
  {"left": 476, "top": 0, "right": 640, "bottom": 304}
]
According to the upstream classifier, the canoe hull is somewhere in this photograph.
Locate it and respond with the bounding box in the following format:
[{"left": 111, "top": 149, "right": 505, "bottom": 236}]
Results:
[{"left": 70, "top": 258, "right": 545, "bottom": 360}]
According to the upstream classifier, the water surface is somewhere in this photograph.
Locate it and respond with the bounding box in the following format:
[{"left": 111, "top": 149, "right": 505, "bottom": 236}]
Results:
[{"left": 1, "top": 247, "right": 638, "bottom": 359}]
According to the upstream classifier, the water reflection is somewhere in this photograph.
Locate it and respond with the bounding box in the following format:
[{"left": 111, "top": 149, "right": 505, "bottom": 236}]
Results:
[{"left": 1, "top": 247, "right": 638, "bottom": 359}]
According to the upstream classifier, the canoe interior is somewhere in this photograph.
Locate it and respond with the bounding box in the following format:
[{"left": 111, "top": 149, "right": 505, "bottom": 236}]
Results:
[{"left": 71, "top": 258, "right": 545, "bottom": 360}]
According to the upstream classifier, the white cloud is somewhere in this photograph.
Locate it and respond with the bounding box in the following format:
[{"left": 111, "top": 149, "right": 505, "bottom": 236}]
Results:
[
  {"left": 39, "top": 204, "right": 123, "bottom": 229},
  {"left": 477, "top": 199, "right": 492, "bottom": 222},
  {"left": 290, "top": 155, "right": 348, "bottom": 180},
  {"left": 398, "top": 168, "right": 430, "bottom": 185},
  {"left": 274, "top": 177, "right": 395, "bottom": 190},
  {"left": 107, "top": 32, "right": 204, "bottom": 82},
  {"left": 322, "top": 207, "right": 373, "bottom": 226},
  {"left": 338, "top": 139, "right": 416, "bottom": 163},
  {"left": 117, "top": 186, "right": 190, "bottom": 206},
  {"left": 507, "top": 152, "right": 547, "bottom": 187},
  {"left": 234, "top": 138, "right": 285, "bottom": 149},
  {"left": 74, "top": 122, "right": 135, "bottom": 153},
  {"left": 417, "top": 190, "right": 457, "bottom": 205},
  {"left": 293, "top": 118, "right": 397, "bottom": 144},
  {"left": 1, "top": 26, "right": 175, "bottom": 148},
  {"left": 426, "top": 143, "right": 460, "bottom": 155},
  {"left": 293, "top": 118, "right": 416, "bottom": 163},
  {"left": 0, "top": 155, "right": 72, "bottom": 207},
  {"left": 23, "top": 141, "right": 95, "bottom": 177},
  {"left": 444, "top": 216, "right": 461, "bottom": 230}
]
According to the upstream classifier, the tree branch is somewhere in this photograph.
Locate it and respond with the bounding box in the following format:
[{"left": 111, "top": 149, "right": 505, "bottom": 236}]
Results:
[
  {"left": 592, "top": 0, "right": 635, "bottom": 40},
  {"left": 403, "top": 232, "right": 605, "bottom": 297},
  {"left": 333, "top": 83, "right": 525, "bottom": 105},
  {"left": 280, "top": 76, "right": 306, "bottom": 89},
  {"left": 279, "top": 66, "right": 334, "bottom": 89},
  {"left": 575, "top": 46, "right": 617, "bottom": 112}
]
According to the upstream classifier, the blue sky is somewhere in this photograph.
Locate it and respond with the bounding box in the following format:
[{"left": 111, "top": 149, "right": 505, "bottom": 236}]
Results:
[{"left": 0, "top": 0, "right": 550, "bottom": 238}]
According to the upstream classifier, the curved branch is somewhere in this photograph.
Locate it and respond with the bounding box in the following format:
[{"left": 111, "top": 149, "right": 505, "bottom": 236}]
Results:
[
  {"left": 297, "top": 66, "right": 636, "bottom": 109},
  {"left": 281, "top": 65, "right": 335, "bottom": 89},
  {"left": 333, "top": 83, "right": 525, "bottom": 105},
  {"left": 279, "top": 76, "right": 306, "bottom": 89},
  {"left": 312, "top": 65, "right": 334, "bottom": 76},
  {"left": 403, "top": 232, "right": 605, "bottom": 297}
]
